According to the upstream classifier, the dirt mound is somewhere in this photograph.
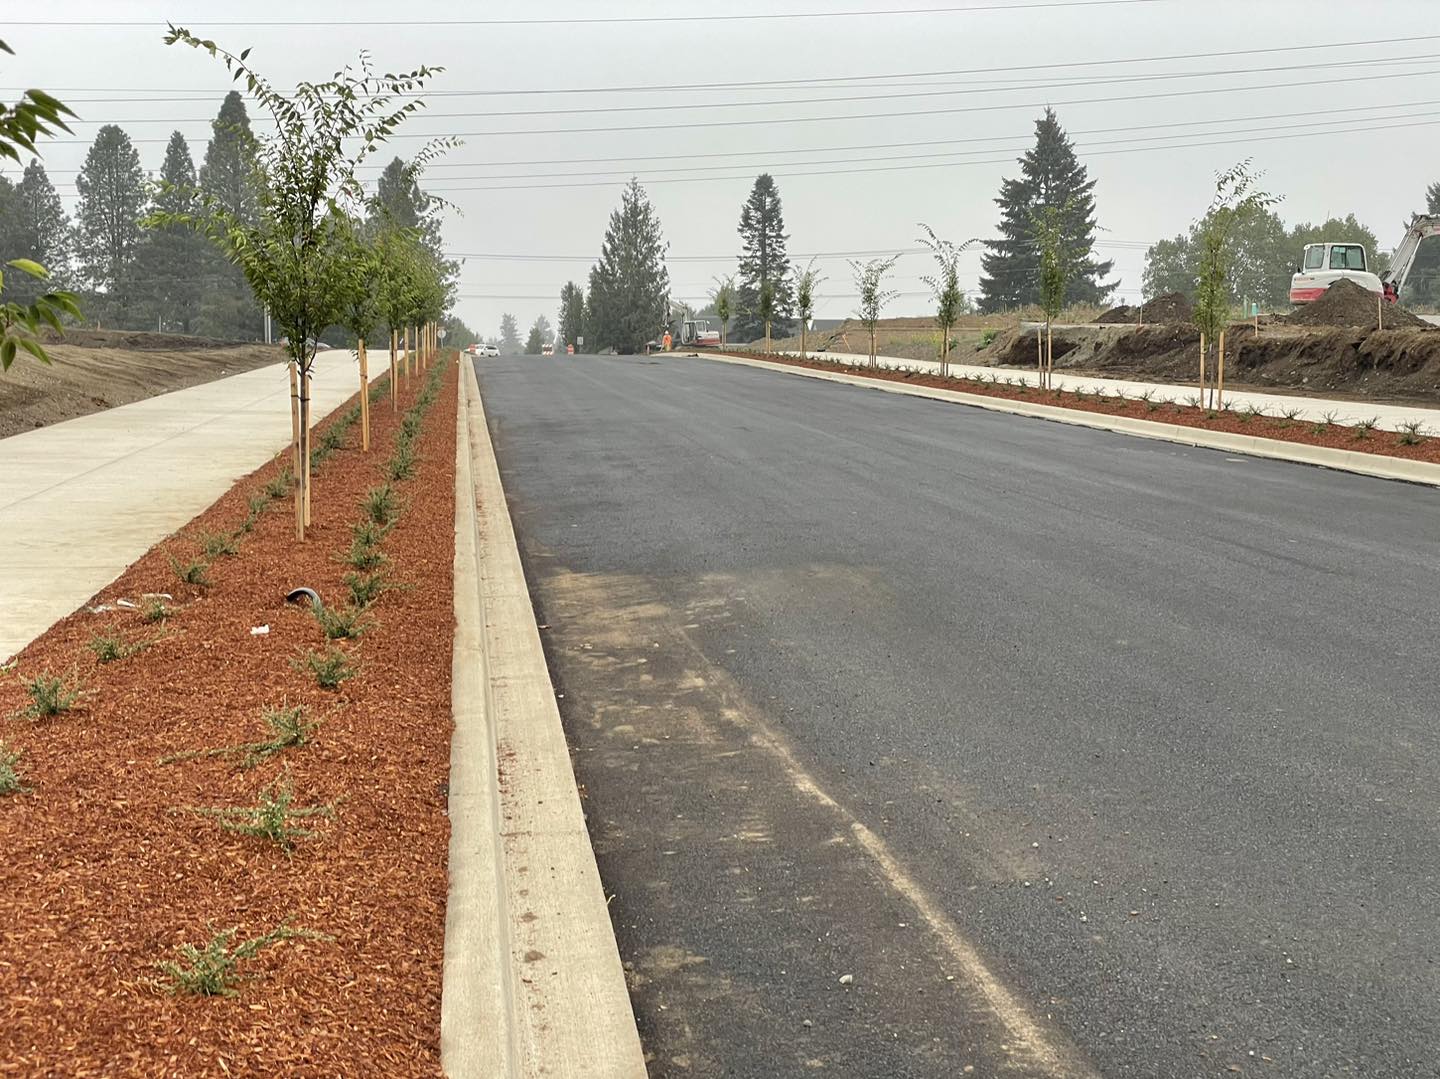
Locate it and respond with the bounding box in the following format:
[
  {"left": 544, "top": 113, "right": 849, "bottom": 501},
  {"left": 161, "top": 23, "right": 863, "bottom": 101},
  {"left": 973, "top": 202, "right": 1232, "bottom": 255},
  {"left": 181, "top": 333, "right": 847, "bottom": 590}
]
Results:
[
  {"left": 39, "top": 327, "right": 260, "bottom": 350},
  {"left": 1094, "top": 292, "right": 1193, "bottom": 325},
  {"left": 1284, "top": 277, "right": 1431, "bottom": 330}
]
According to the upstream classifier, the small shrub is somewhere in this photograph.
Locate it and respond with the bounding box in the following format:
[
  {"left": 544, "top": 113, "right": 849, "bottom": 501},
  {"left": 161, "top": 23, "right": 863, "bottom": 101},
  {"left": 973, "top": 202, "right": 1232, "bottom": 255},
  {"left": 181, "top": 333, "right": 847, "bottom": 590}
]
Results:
[
  {"left": 1398, "top": 420, "right": 1428, "bottom": 445},
  {"left": 1184, "top": 394, "right": 1202, "bottom": 409},
  {"left": 1353, "top": 416, "right": 1379, "bottom": 440},
  {"left": 15, "top": 672, "right": 81, "bottom": 719},
  {"left": 343, "top": 571, "right": 389, "bottom": 608},
  {"left": 0, "top": 742, "right": 27, "bottom": 795},
  {"left": 340, "top": 534, "right": 387, "bottom": 571},
  {"left": 292, "top": 646, "right": 357, "bottom": 689},
  {"left": 238, "top": 492, "right": 269, "bottom": 534},
  {"left": 159, "top": 923, "right": 329, "bottom": 997},
  {"left": 977, "top": 328, "right": 998, "bottom": 350},
  {"left": 313, "top": 603, "right": 372, "bottom": 640},
  {"left": 197, "top": 531, "right": 238, "bottom": 559},
  {"left": 87, "top": 631, "right": 153, "bottom": 664},
  {"left": 169, "top": 555, "right": 211, "bottom": 588},
  {"left": 385, "top": 443, "right": 416, "bottom": 482},
  {"left": 263, "top": 469, "right": 292, "bottom": 501},
  {"left": 190, "top": 774, "right": 334, "bottom": 851},
  {"left": 361, "top": 484, "right": 398, "bottom": 527},
  {"left": 141, "top": 597, "right": 171, "bottom": 624},
  {"left": 1240, "top": 404, "right": 1264, "bottom": 424}
]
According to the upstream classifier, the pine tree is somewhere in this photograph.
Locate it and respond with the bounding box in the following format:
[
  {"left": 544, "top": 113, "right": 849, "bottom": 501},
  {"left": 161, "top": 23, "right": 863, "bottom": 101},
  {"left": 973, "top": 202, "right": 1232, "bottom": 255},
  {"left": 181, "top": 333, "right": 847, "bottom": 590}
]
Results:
[
  {"left": 0, "top": 163, "right": 71, "bottom": 305},
  {"left": 135, "top": 131, "right": 208, "bottom": 332},
  {"left": 196, "top": 91, "right": 261, "bottom": 339},
  {"left": 734, "top": 173, "right": 793, "bottom": 342},
  {"left": 586, "top": 178, "right": 670, "bottom": 354},
  {"left": 499, "top": 312, "right": 520, "bottom": 352},
  {"left": 557, "top": 281, "right": 584, "bottom": 348},
  {"left": 75, "top": 124, "right": 145, "bottom": 309},
  {"left": 524, "top": 314, "right": 551, "bottom": 354},
  {"left": 978, "top": 108, "right": 1113, "bottom": 312}
]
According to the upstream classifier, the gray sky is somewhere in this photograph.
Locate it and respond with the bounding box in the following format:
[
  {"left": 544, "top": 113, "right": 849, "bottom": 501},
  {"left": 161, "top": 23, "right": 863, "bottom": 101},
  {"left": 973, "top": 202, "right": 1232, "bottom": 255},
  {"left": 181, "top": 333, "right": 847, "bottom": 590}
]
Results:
[{"left": 6, "top": 0, "right": 1439, "bottom": 337}]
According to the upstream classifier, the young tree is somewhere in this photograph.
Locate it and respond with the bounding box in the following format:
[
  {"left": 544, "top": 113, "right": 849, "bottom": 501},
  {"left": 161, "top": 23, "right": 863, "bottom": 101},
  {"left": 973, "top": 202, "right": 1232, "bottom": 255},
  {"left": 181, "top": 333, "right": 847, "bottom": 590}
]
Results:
[
  {"left": 849, "top": 255, "right": 899, "bottom": 370},
  {"left": 585, "top": 178, "right": 670, "bottom": 355},
  {"left": 1031, "top": 202, "right": 1075, "bottom": 389},
  {"left": 0, "top": 39, "right": 80, "bottom": 368},
  {"left": 336, "top": 218, "right": 383, "bottom": 449},
  {"left": 376, "top": 224, "right": 425, "bottom": 409},
  {"left": 710, "top": 274, "right": 736, "bottom": 350},
  {"left": 156, "top": 26, "right": 447, "bottom": 540},
  {"left": 1193, "top": 161, "right": 1278, "bottom": 408},
  {"left": 499, "top": 313, "right": 521, "bottom": 352},
  {"left": 918, "top": 224, "right": 976, "bottom": 378},
  {"left": 978, "top": 108, "right": 1113, "bottom": 312},
  {"left": 791, "top": 259, "right": 824, "bottom": 360},
  {"left": 75, "top": 124, "right": 145, "bottom": 315},
  {"left": 135, "top": 131, "right": 208, "bottom": 332},
  {"left": 734, "top": 173, "right": 793, "bottom": 342},
  {"left": 557, "top": 281, "right": 585, "bottom": 350}
]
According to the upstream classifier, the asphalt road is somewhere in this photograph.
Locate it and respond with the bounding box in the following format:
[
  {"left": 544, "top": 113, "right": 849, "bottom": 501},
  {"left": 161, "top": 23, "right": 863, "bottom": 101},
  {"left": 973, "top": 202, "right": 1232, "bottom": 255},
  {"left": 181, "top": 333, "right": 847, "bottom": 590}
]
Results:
[{"left": 476, "top": 352, "right": 1440, "bottom": 1078}]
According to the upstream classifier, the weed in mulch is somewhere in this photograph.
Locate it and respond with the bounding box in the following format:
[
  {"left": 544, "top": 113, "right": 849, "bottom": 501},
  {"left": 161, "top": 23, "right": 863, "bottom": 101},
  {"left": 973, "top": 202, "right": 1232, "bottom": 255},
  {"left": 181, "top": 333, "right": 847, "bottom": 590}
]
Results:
[
  {"left": 186, "top": 773, "right": 334, "bottom": 851},
  {"left": 292, "top": 645, "right": 357, "bottom": 690},
  {"left": 343, "top": 571, "right": 389, "bottom": 608},
  {"left": 159, "top": 923, "right": 331, "bottom": 997},
  {"left": 361, "top": 484, "right": 400, "bottom": 527},
  {"left": 197, "top": 530, "right": 239, "bottom": 559},
  {"left": 169, "top": 555, "right": 211, "bottom": 588},
  {"left": 12, "top": 671, "right": 82, "bottom": 720},
  {"left": 313, "top": 602, "right": 372, "bottom": 640},
  {"left": 0, "top": 741, "right": 28, "bottom": 794},
  {"left": 140, "top": 597, "right": 171, "bottom": 624},
  {"left": 87, "top": 631, "right": 155, "bottom": 664}
]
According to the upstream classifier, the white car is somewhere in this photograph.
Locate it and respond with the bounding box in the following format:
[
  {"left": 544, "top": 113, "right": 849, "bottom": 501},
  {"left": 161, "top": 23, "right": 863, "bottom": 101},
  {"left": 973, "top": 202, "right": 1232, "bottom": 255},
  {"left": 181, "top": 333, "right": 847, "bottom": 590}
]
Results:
[{"left": 481, "top": 343, "right": 499, "bottom": 357}]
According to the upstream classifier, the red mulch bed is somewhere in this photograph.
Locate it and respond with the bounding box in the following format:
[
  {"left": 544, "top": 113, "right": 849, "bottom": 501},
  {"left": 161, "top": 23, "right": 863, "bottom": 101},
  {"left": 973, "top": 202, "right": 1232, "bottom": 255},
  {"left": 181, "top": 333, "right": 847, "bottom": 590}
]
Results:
[
  {"left": 0, "top": 358, "right": 459, "bottom": 1077},
  {"left": 735, "top": 352, "right": 1440, "bottom": 465}
]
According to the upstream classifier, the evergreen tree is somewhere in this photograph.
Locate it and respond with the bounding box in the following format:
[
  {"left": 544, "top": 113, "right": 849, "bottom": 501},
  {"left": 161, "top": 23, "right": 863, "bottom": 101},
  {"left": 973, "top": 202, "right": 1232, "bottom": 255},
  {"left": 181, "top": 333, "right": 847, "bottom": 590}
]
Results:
[
  {"left": 499, "top": 312, "right": 520, "bottom": 352},
  {"left": 135, "top": 131, "right": 208, "bottom": 332},
  {"left": 734, "top": 173, "right": 793, "bottom": 341},
  {"left": 75, "top": 124, "right": 145, "bottom": 309},
  {"left": 196, "top": 91, "right": 261, "bottom": 339},
  {"left": 557, "top": 281, "right": 584, "bottom": 348},
  {"left": 524, "top": 314, "right": 551, "bottom": 354},
  {"left": 3, "top": 162, "right": 70, "bottom": 303},
  {"left": 586, "top": 178, "right": 670, "bottom": 354},
  {"left": 978, "top": 109, "right": 1113, "bottom": 312}
]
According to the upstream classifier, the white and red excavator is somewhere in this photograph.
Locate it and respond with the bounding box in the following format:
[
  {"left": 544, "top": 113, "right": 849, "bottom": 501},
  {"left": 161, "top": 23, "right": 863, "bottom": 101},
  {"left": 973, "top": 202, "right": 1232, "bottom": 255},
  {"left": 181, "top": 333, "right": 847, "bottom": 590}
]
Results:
[{"left": 1290, "top": 214, "right": 1440, "bottom": 305}]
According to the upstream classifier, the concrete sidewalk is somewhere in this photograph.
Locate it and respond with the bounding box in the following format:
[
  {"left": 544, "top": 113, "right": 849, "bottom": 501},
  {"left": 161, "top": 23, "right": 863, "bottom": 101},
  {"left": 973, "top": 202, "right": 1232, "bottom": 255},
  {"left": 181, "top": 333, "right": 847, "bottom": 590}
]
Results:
[
  {"left": 766, "top": 347, "right": 1440, "bottom": 435},
  {"left": 0, "top": 350, "right": 377, "bottom": 662}
]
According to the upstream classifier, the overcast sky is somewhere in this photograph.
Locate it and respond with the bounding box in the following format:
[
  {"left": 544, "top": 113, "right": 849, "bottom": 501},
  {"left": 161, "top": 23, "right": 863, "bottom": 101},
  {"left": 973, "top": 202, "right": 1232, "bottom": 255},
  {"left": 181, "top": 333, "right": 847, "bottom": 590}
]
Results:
[{"left": 6, "top": 0, "right": 1438, "bottom": 337}]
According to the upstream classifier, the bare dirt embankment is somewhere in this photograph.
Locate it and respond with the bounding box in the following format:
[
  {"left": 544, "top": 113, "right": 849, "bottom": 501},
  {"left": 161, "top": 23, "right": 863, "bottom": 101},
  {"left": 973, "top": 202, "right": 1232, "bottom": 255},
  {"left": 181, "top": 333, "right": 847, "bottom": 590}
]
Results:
[
  {"left": 982, "top": 283, "right": 1440, "bottom": 403},
  {"left": 0, "top": 329, "right": 285, "bottom": 439}
]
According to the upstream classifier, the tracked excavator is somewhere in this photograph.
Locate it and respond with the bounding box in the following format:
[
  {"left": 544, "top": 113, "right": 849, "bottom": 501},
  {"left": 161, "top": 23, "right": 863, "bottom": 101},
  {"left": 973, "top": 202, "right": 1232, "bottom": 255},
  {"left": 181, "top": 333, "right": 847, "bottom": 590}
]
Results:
[{"left": 1289, "top": 214, "right": 1440, "bottom": 304}]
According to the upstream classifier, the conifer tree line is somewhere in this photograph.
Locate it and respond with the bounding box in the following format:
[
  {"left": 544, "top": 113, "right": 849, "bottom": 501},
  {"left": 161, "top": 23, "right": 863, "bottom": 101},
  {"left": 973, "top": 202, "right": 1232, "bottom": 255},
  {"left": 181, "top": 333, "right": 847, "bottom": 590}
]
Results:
[{"left": 0, "top": 89, "right": 459, "bottom": 341}]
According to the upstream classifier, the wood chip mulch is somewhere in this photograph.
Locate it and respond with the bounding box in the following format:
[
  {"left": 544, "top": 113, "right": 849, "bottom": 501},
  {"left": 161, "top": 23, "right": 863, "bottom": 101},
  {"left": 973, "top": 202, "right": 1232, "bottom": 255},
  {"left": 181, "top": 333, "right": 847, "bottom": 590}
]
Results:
[
  {"left": 0, "top": 359, "right": 459, "bottom": 1077},
  {"left": 738, "top": 352, "right": 1440, "bottom": 465}
]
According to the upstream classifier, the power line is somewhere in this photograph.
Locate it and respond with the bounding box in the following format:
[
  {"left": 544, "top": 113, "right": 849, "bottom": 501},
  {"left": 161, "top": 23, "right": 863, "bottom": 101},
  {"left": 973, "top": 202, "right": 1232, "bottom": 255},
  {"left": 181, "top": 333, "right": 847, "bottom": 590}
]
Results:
[
  {"left": 49, "top": 54, "right": 1440, "bottom": 126},
  {"left": 5, "top": 1, "right": 1168, "bottom": 29},
  {"left": 12, "top": 33, "right": 1438, "bottom": 99}
]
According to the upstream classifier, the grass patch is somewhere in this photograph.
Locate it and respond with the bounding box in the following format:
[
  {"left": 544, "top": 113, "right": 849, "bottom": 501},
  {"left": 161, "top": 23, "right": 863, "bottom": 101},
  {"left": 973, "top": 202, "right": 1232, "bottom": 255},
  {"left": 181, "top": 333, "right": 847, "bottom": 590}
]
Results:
[
  {"left": 0, "top": 742, "right": 28, "bottom": 795},
  {"left": 187, "top": 774, "right": 334, "bottom": 851},
  {"left": 158, "top": 923, "right": 330, "bottom": 997},
  {"left": 292, "top": 645, "right": 357, "bottom": 690},
  {"left": 13, "top": 671, "right": 82, "bottom": 720}
]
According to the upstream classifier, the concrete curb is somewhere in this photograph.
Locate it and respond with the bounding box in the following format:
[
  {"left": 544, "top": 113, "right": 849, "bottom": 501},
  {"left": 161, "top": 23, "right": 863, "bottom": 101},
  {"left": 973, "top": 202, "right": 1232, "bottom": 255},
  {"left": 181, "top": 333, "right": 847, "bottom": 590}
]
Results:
[
  {"left": 442, "top": 359, "right": 647, "bottom": 1078},
  {"left": 699, "top": 352, "right": 1440, "bottom": 488}
]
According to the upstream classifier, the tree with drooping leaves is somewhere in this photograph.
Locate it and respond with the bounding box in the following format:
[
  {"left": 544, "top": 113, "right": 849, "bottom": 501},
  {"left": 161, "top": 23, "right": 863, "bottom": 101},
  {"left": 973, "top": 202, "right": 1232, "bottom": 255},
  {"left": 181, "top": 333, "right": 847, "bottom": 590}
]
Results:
[
  {"left": 1192, "top": 160, "right": 1278, "bottom": 408},
  {"left": 792, "top": 259, "right": 824, "bottom": 360},
  {"left": 0, "top": 38, "right": 81, "bottom": 369},
  {"left": 153, "top": 25, "right": 450, "bottom": 541},
  {"left": 918, "top": 224, "right": 977, "bottom": 378},
  {"left": 849, "top": 255, "right": 899, "bottom": 370}
]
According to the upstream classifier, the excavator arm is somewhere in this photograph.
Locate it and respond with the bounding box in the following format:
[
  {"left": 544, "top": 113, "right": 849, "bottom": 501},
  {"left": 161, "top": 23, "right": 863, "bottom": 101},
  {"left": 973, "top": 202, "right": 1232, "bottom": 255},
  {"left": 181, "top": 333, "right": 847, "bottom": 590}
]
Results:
[{"left": 1381, "top": 213, "right": 1440, "bottom": 300}]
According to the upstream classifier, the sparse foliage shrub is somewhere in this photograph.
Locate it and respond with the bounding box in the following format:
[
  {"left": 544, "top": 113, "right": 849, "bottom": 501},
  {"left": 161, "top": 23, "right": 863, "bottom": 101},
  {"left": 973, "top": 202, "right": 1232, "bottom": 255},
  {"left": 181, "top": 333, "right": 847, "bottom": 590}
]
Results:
[
  {"left": 0, "top": 741, "right": 27, "bottom": 795},
  {"left": 293, "top": 645, "right": 357, "bottom": 689},
  {"left": 159, "top": 923, "right": 328, "bottom": 996},
  {"left": 14, "top": 671, "right": 81, "bottom": 719}
]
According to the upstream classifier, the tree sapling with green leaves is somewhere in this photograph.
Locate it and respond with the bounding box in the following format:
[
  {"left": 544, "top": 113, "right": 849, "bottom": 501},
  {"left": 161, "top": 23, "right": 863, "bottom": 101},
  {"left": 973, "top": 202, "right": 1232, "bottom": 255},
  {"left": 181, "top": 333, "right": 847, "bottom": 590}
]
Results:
[
  {"left": 849, "top": 255, "right": 900, "bottom": 370},
  {"left": 918, "top": 224, "right": 977, "bottom": 378},
  {"left": 793, "top": 259, "right": 825, "bottom": 360}
]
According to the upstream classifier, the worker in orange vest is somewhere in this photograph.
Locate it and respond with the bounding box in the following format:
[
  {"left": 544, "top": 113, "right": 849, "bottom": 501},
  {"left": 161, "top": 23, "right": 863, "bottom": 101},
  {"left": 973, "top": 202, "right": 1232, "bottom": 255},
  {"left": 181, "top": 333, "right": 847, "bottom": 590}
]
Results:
[{"left": 662, "top": 330, "right": 673, "bottom": 351}]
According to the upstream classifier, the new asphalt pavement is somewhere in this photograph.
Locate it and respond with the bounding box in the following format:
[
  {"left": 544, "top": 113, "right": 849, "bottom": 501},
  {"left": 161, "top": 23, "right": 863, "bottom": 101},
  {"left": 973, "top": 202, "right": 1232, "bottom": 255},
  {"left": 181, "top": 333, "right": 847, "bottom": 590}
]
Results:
[{"left": 476, "top": 351, "right": 1440, "bottom": 1079}]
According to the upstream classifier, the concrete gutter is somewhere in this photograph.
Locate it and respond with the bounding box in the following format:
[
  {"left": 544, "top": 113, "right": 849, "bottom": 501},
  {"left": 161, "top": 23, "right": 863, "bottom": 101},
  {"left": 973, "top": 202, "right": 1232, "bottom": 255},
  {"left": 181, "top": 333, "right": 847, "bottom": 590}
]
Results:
[
  {"left": 443, "top": 360, "right": 647, "bottom": 1078},
  {"left": 698, "top": 352, "right": 1440, "bottom": 489}
]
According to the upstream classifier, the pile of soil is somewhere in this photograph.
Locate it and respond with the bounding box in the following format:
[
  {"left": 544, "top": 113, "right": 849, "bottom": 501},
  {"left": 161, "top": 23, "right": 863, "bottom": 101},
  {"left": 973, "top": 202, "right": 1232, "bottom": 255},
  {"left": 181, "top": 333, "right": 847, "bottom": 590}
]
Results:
[
  {"left": 1094, "top": 292, "right": 1194, "bottom": 325},
  {"left": 39, "top": 327, "right": 261, "bottom": 350},
  {"left": 1283, "top": 277, "right": 1431, "bottom": 330}
]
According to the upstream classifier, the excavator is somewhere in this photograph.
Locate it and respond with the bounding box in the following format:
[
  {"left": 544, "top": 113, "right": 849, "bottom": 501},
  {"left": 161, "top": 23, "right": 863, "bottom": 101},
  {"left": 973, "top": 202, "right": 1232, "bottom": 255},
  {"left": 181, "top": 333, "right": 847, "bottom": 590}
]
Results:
[{"left": 1289, "top": 214, "right": 1440, "bottom": 304}]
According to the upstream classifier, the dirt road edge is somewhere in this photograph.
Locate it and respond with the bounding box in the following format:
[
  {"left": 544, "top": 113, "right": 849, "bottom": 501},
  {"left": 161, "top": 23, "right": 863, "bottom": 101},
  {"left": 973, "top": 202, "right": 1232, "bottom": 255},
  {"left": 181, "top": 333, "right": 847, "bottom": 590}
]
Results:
[
  {"left": 442, "top": 358, "right": 647, "bottom": 1078},
  {"left": 698, "top": 352, "right": 1440, "bottom": 488}
]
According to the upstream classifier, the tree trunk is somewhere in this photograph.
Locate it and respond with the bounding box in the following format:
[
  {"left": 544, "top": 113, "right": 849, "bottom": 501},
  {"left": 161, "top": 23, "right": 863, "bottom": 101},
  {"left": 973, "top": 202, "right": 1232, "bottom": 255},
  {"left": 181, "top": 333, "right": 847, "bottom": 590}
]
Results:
[
  {"left": 1198, "top": 332, "right": 1206, "bottom": 408},
  {"left": 765, "top": 319, "right": 771, "bottom": 355},
  {"left": 1217, "top": 330, "right": 1226, "bottom": 411},
  {"left": 288, "top": 359, "right": 302, "bottom": 540},
  {"left": 1045, "top": 321, "right": 1053, "bottom": 390},
  {"left": 404, "top": 326, "right": 411, "bottom": 385},
  {"left": 359, "top": 338, "right": 370, "bottom": 452},
  {"left": 800, "top": 320, "right": 806, "bottom": 360},
  {"left": 870, "top": 326, "right": 877, "bottom": 370},
  {"left": 302, "top": 369, "right": 312, "bottom": 528},
  {"left": 1036, "top": 324, "right": 1043, "bottom": 387},
  {"left": 390, "top": 329, "right": 398, "bottom": 412}
]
